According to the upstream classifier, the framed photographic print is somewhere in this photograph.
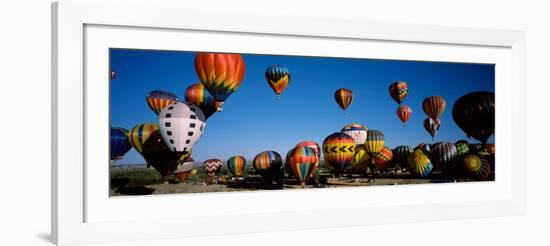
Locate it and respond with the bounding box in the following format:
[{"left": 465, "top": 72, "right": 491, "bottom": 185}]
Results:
[{"left": 52, "top": 0, "right": 526, "bottom": 245}]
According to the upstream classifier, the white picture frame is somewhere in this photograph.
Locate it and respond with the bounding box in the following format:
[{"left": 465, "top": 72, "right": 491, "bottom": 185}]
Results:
[{"left": 52, "top": 0, "right": 526, "bottom": 245}]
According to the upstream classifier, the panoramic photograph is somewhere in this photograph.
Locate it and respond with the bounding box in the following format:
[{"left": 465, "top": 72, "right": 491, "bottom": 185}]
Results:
[{"left": 109, "top": 49, "right": 495, "bottom": 196}]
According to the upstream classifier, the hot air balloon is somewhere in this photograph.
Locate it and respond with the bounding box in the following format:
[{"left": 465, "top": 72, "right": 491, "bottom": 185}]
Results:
[
  {"left": 287, "top": 146, "right": 318, "bottom": 186},
  {"left": 128, "top": 123, "right": 159, "bottom": 154},
  {"left": 203, "top": 159, "right": 223, "bottom": 177},
  {"left": 174, "top": 157, "right": 195, "bottom": 181},
  {"left": 415, "top": 143, "right": 431, "bottom": 156},
  {"left": 184, "top": 83, "right": 222, "bottom": 119},
  {"left": 364, "top": 130, "right": 385, "bottom": 156},
  {"left": 227, "top": 155, "right": 246, "bottom": 177},
  {"left": 158, "top": 102, "right": 206, "bottom": 153},
  {"left": 452, "top": 91, "right": 495, "bottom": 145},
  {"left": 393, "top": 145, "right": 413, "bottom": 169},
  {"left": 110, "top": 70, "right": 116, "bottom": 79},
  {"left": 295, "top": 141, "right": 321, "bottom": 173},
  {"left": 423, "top": 117, "right": 441, "bottom": 140},
  {"left": 265, "top": 65, "right": 291, "bottom": 98},
  {"left": 460, "top": 154, "right": 491, "bottom": 180},
  {"left": 396, "top": 105, "right": 412, "bottom": 126},
  {"left": 389, "top": 81, "right": 408, "bottom": 104},
  {"left": 485, "top": 143, "right": 495, "bottom": 154},
  {"left": 352, "top": 146, "right": 371, "bottom": 173},
  {"left": 455, "top": 140, "right": 470, "bottom": 156},
  {"left": 469, "top": 143, "right": 483, "bottom": 154},
  {"left": 253, "top": 151, "right": 284, "bottom": 181},
  {"left": 422, "top": 96, "right": 446, "bottom": 120},
  {"left": 141, "top": 131, "right": 191, "bottom": 176},
  {"left": 341, "top": 123, "right": 368, "bottom": 145},
  {"left": 322, "top": 132, "right": 355, "bottom": 176},
  {"left": 146, "top": 90, "right": 178, "bottom": 115},
  {"left": 407, "top": 149, "right": 433, "bottom": 177},
  {"left": 110, "top": 127, "right": 132, "bottom": 161},
  {"left": 431, "top": 142, "right": 458, "bottom": 171},
  {"left": 194, "top": 53, "right": 246, "bottom": 103},
  {"left": 334, "top": 88, "right": 354, "bottom": 112},
  {"left": 371, "top": 146, "right": 393, "bottom": 171},
  {"left": 285, "top": 147, "right": 296, "bottom": 177}
]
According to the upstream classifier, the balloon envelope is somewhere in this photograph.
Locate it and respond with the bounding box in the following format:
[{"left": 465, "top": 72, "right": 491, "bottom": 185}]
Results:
[
  {"left": 422, "top": 96, "right": 446, "bottom": 119},
  {"left": 194, "top": 53, "right": 246, "bottom": 102},
  {"left": 227, "top": 155, "right": 246, "bottom": 177},
  {"left": 184, "top": 83, "right": 222, "bottom": 119},
  {"left": 146, "top": 90, "right": 178, "bottom": 115},
  {"left": 431, "top": 141, "right": 458, "bottom": 171},
  {"left": 158, "top": 102, "right": 206, "bottom": 153},
  {"left": 128, "top": 123, "right": 159, "bottom": 154},
  {"left": 141, "top": 131, "right": 190, "bottom": 176},
  {"left": 372, "top": 146, "right": 393, "bottom": 171},
  {"left": 364, "top": 130, "right": 385, "bottom": 155},
  {"left": 253, "top": 151, "right": 283, "bottom": 180},
  {"left": 110, "top": 127, "right": 132, "bottom": 161},
  {"left": 393, "top": 145, "right": 413, "bottom": 169},
  {"left": 452, "top": 91, "right": 495, "bottom": 145},
  {"left": 423, "top": 117, "right": 441, "bottom": 140},
  {"left": 388, "top": 81, "right": 408, "bottom": 104},
  {"left": 407, "top": 149, "right": 433, "bottom": 177},
  {"left": 265, "top": 65, "right": 291, "bottom": 95},
  {"left": 352, "top": 145, "right": 370, "bottom": 172},
  {"left": 396, "top": 105, "right": 412, "bottom": 125},
  {"left": 341, "top": 123, "right": 368, "bottom": 145},
  {"left": 334, "top": 88, "right": 354, "bottom": 111},
  {"left": 203, "top": 159, "right": 223, "bottom": 176},
  {"left": 287, "top": 146, "right": 318, "bottom": 185},
  {"left": 322, "top": 132, "right": 355, "bottom": 172}
]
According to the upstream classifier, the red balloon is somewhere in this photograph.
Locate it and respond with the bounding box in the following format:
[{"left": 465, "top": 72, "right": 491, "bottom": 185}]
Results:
[{"left": 396, "top": 105, "right": 412, "bottom": 125}]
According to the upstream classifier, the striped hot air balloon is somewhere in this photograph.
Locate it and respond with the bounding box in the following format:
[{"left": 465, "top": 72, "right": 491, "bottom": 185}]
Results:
[
  {"left": 194, "top": 53, "right": 246, "bottom": 102},
  {"left": 253, "top": 151, "right": 283, "bottom": 180},
  {"left": 146, "top": 90, "right": 178, "bottom": 115},
  {"left": 285, "top": 147, "right": 296, "bottom": 177},
  {"left": 265, "top": 65, "right": 291, "bottom": 97},
  {"left": 203, "top": 159, "right": 223, "bottom": 177},
  {"left": 455, "top": 140, "right": 470, "bottom": 156},
  {"left": 372, "top": 146, "right": 393, "bottom": 171},
  {"left": 110, "top": 127, "right": 132, "bottom": 161},
  {"left": 227, "top": 155, "right": 246, "bottom": 177},
  {"left": 422, "top": 96, "right": 446, "bottom": 120},
  {"left": 415, "top": 143, "right": 431, "bottom": 156},
  {"left": 364, "top": 130, "right": 385, "bottom": 156},
  {"left": 334, "top": 88, "right": 354, "bottom": 112},
  {"left": 341, "top": 123, "right": 368, "bottom": 145},
  {"left": 461, "top": 154, "right": 491, "bottom": 180},
  {"left": 184, "top": 83, "right": 222, "bottom": 119},
  {"left": 408, "top": 149, "right": 433, "bottom": 177},
  {"left": 431, "top": 142, "right": 458, "bottom": 171},
  {"left": 393, "top": 145, "right": 413, "bottom": 169},
  {"left": 352, "top": 146, "right": 371, "bottom": 172},
  {"left": 295, "top": 141, "right": 322, "bottom": 174},
  {"left": 423, "top": 117, "right": 441, "bottom": 140},
  {"left": 389, "top": 81, "right": 408, "bottom": 104},
  {"left": 287, "top": 146, "right": 318, "bottom": 186},
  {"left": 396, "top": 105, "right": 412, "bottom": 126},
  {"left": 128, "top": 123, "right": 159, "bottom": 154},
  {"left": 322, "top": 132, "right": 356, "bottom": 175}
]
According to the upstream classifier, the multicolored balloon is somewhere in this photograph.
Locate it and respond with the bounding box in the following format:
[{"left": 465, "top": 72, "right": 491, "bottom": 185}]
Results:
[
  {"left": 455, "top": 140, "right": 470, "bottom": 156},
  {"left": 174, "top": 156, "right": 195, "bottom": 181},
  {"left": 415, "top": 143, "right": 431, "bottom": 157},
  {"left": 295, "top": 141, "right": 321, "bottom": 171},
  {"left": 422, "top": 96, "right": 446, "bottom": 120},
  {"left": 393, "top": 145, "right": 413, "bottom": 169},
  {"left": 287, "top": 146, "right": 318, "bottom": 186},
  {"left": 364, "top": 130, "right": 385, "bottom": 156},
  {"left": 110, "top": 127, "right": 132, "bottom": 161},
  {"left": 146, "top": 90, "right": 178, "bottom": 115},
  {"left": 407, "top": 149, "right": 433, "bottom": 177},
  {"left": 141, "top": 131, "right": 191, "bottom": 176},
  {"left": 423, "top": 117, "right": 441, "bottom": 140},
  {"left": 227, "top": 155, "right": 246, "bottom": 177},
  {"left": 389, "top": 81, "right": 408, "bottom": 104},
  {"left": 341, "top": 123, "right": 368, "bottom": 145},
  {"left": 322, "top": 132, "right": 356, "bottom": 173},
  {"left": 452, "top": 91, "right": 494, "bottom": 145},
  {"left": 158, "top": 102, "right": 206, "bottom": 153},
  {"left": 431, "top": 141, "right": 458, "bottom": 171},
  {"left": 184, "top": 83, "right": 222, "bottom": 119},
  {"left": 352, "top": 146, "right": 370, "bottom": 172},
  {"left": 128, "top": 123, "right": 159, "bottom": 154},
  {"left": 194, "top": 53, "right": 246, "bottom": 102},
  {"left": 285, "top": 147, "right": 296, "bottom": 177},
  {"left": 265, "top": 65, "right": 291, "bottom": 97},
  {"left": 371, "top": 146, "right": 393, "bottom": 171},
  {"left": 334, "top": 88, "right": 354, "bottom": 112},
  {"left": 253, "top": 151, "right": 283, "bottom": 180},
  {"left": 203, "top": 159, "right": 223, "bottom": 177},
  {"left": 396, "top": 105, "right": 412, "bottom": 126},
  {"left": 461, "top": 154, "right": 491, "bottom": 180}
]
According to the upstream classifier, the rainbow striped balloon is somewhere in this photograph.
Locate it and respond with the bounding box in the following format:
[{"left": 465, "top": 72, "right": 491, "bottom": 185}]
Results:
[
  {"left": 322, "top": 132, "right": 356, "bottom": 172},
  {"left": 227, "top": 155, "right": 246, "bottom": 177},
  {"left": 194, "top": 53, "right": 246, "bottom": 102},
  {"left": 388, "top": 81, "right": 408, "bottom": 104},
  {"left": 287, "top": 146, "right": 318, "bottom": 186},
  {"left": 334, "top": 88, "right": 354, "bottom": 112},
  {"left": 145, "top": 90, "right": 178, "bottom": 115},
  {"left": 408, "top": 149, "right": 433, "bottom": 177},
  {"left": 253, "top": 151, "right": 283, "bottom": 179},
  {"left": 128, "top": 123, "right": 159, "bottom": 153},
  {"left": 184, "top": 83, "right": 222, "bottom": 119}
]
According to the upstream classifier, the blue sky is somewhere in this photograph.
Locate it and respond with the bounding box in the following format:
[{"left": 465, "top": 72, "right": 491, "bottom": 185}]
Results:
[{"left": 110, "top": 49, "right": 494, "bottom": 164}]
